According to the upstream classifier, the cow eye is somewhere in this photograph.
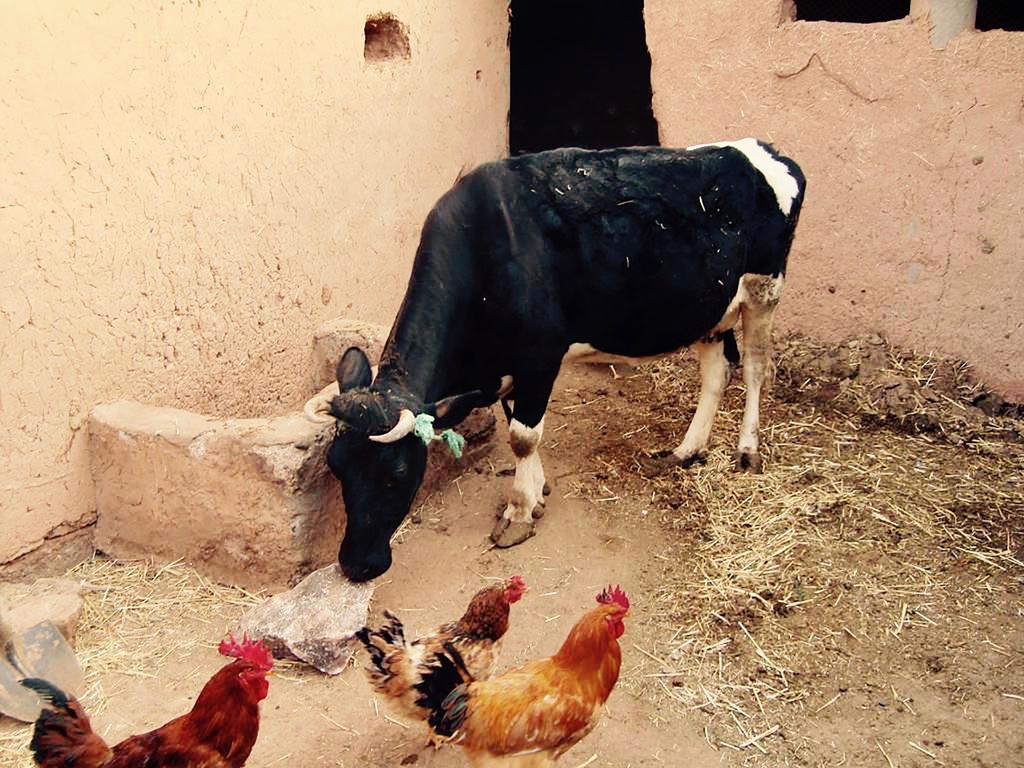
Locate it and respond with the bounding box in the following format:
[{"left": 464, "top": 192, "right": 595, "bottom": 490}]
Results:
[{"left": 393, "top": 462, "right": 408, "bottom": 479}]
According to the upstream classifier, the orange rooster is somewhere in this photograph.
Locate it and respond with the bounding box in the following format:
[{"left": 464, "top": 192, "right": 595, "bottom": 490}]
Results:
[
  {"left": 22, "top": 634, "right": 273, "bottom": 768},
  {"left": 424, "top": 585, "right": 629, "bottom": 767},
  {"left": 356, "top": 576, "right": 527, "bottom": 736}
]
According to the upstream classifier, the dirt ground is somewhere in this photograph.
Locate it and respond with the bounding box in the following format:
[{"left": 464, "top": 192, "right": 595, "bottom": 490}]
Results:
[{"left": 1, "top": 334, "right": 1022, "bottom": 768}]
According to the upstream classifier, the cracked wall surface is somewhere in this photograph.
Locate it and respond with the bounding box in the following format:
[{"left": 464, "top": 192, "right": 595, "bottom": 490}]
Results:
[
  {"left": 646, "top": 1, "right": 1023, "bottom": 399},
  {"left": 0, "top": 0, "right": 509, "bottom": 562}
]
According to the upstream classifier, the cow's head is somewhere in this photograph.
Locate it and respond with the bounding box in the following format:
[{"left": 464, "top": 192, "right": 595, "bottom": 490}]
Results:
[{"left": 304, "top": 347, "right": 480, "bottom": 582}]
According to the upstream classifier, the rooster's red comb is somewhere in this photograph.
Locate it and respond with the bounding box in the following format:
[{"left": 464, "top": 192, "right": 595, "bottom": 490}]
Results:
[
  {"left": 596, "top": 585, "right": 630, "bottom": 611},
  {"left": 218, "top": 633, "right": 274, "bottom": 671}
]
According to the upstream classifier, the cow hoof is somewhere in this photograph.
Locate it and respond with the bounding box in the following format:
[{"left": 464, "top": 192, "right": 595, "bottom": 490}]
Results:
[
  {"left": 532, "top": 505, "right": 545, "bottom": 520},
  {"left": 660, "top": 448, "right": 706, "bottom": 467},
  {"left": 542, "top": 482, "right": 551, "bottom": 496},
  {"left": 491, "top": 519, "right": 536, "bottom": 548},
  {"left": 640, "top": 450, "right": 703, "bottom": 475},
  {"left": 674, "top": 451, "right": 706, "bottom": 469},
  {"left": 638, "top": 453, "right": 673, "bottom": 475},
  {"left": 736, "top": 450, "right": 763, "bottom": 473}
]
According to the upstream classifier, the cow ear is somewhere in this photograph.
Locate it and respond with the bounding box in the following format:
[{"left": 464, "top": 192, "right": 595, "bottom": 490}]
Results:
[
  {"left": 428, "top": 390, "right": 487, "bottom": 429},
  {"left": 336, "top": 347, "right": 373, "bottom": 392}
]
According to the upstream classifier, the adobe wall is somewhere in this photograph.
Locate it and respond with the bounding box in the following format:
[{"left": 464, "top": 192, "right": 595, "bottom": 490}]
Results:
[
  {"left": 5, "top": 0, "right": 1022, "bottom": 565},
  {"left": 0, "top": 1, "right": 509, "bottom": 562},
  {"left": 646, "top": 0, "right": 1023, "bottom": 398}
]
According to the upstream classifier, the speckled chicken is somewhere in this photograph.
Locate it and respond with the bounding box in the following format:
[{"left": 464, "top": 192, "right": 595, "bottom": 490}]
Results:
[
  {"left": 424, "top": 586, "right": 629, "bottom": 767},
  {"left": 355, "top": 576, "right": 526, "bottom": 736}
]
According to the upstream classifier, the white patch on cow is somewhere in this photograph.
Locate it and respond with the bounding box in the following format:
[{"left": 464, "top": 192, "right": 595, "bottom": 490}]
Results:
[
  {"left": 687, "top": 137, "right": 799, "bottom": 216},
  {"left": 740, "top": 272, "right": 785, "bottom": 307},
  {"left": 707, "top": 272, "right": 783, "bottom": 333},
  {"left": 504, "top": 418, "right": 545, "bottom": 523},
  {"left": 497, "top": 375, "right": 514, "bottom": 397},
  {"left": 711, "top": 286, "right": 744, "bottom": 336},
  {"left": 510, "top": 418, "right": 543, "bottom": 451}
]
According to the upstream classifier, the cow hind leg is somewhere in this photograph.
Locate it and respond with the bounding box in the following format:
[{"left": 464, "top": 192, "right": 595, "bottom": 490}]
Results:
[
  {"left": 735, "top": 274, "right": 783, "bottom": 473},
  {"left": 667, "top": 339, "right": 731, "bottom": 467}
]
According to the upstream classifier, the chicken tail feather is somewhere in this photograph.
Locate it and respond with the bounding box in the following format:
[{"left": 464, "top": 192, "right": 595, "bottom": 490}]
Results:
[
  {"left": 382, "top": 610, "right": 405, "bottom": 643},
  {"left": 356, "top": 611, "right": 408, "bottom": 685},
  {"left": 421, "top": 642, "right": 474, "bottom": 737},
  {"left": 20, "top": 678, "right": 112, "bottom": 768}
]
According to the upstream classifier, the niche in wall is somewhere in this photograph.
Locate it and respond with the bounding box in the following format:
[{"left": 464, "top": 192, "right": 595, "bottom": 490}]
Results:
[{"left": 364, "top": 14, "right": 411, "bottom": 62}]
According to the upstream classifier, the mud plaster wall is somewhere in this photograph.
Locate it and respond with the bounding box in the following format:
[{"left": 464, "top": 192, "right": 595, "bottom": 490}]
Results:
[
  {"left": 0, "top": 1, "right": 509, "bottom": 562},
  {"left": 645, "top": 1, "right": 1024, "bottom": 399}
]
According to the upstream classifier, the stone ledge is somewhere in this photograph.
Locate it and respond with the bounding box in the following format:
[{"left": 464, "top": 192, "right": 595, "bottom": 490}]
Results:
[
  {"left": 90, "top": 390, "right": 497, "bottom": 590},
  {"left": 90, "top": 315, "right": 498, "bottom": 590},
  {"left": 90, "top": 402, "right": 340, "bottom": 590}
]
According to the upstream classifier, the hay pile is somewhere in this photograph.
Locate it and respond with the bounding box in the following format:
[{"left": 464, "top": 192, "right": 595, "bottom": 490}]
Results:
[
  {"left": 773, "top": 332, "right": 1024, "bottom": 448},
  {"left": 579, "top": 333, "right": 1023, "bottom": 761}
]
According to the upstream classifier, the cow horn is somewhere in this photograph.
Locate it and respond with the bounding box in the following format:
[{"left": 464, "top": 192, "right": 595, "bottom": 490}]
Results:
[
  {"left": 303, "top": 393, "right": 337, "bottom": 423},
  {"left": 369, "top": 409, "right": 416, "bottom": 443}
]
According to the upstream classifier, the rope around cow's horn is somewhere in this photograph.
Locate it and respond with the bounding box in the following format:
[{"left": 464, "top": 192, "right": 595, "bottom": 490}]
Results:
[{"left": 412, "top": 413, "right": 466, "bottom": 459}]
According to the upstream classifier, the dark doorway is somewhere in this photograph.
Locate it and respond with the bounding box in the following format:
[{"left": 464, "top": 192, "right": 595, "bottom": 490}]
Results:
[
  {"left": 976, "top": 0, "right": 1024, "bottom": 31},
  {"left": 508, "top": 0, "right": 660, "bottom": 155},
  {"left": 794, "top": 0, "right": 910, "bottom": 23}
]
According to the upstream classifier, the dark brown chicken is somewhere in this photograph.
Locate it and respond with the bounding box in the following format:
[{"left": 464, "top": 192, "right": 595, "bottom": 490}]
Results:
[{"left": 23, "top": 634, "right": 273, "bottom": 768}]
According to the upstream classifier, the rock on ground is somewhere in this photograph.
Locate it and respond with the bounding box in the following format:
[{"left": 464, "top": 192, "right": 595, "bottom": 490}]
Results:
[
  {"left": 238, "top": 564, "right": 373, "bottom": 675},
  {"left": 0, "top": 577, "right": 84, "bottom": 643}
]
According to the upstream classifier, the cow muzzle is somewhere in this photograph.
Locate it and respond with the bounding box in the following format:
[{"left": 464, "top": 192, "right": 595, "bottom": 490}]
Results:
[{"left": 340, "top": 546, "right": 392, "bottom": 582}]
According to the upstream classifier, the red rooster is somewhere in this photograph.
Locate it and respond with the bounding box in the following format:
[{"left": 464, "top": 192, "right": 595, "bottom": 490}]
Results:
[
  {"left": 22, "top": 634, "right": 273, "bottom": 768},
  {"left": 424, "top": 585, "right": 629, "bottom": 767}
]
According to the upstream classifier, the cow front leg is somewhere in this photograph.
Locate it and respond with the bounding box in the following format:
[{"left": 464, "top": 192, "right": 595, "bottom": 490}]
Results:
[
  {"left": 491, "top": 365, "right": 558, "bottom": 547},
  {"left": 668, "top": 339, "right": 730, "bottom": 466},
  {"left": 736, "top": 275, "right": 782, "bottom": 472},
  {"left": 492, "top": 416, "right": 546, "bottom": 547}
]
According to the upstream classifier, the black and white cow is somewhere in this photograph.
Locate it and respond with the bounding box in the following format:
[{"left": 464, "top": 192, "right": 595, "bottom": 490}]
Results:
[{"left": 305, "top": 139, "right": 806, "bottom": 581}]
